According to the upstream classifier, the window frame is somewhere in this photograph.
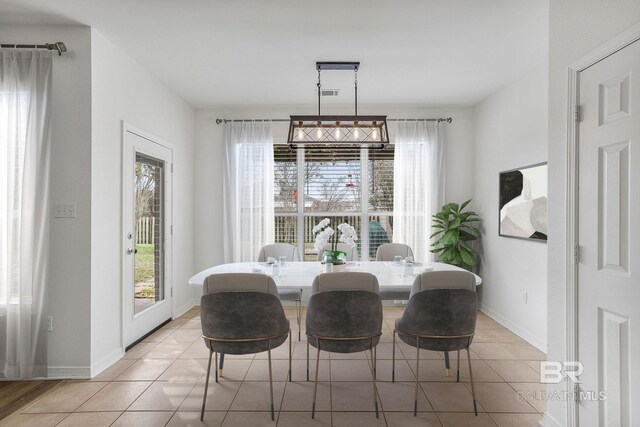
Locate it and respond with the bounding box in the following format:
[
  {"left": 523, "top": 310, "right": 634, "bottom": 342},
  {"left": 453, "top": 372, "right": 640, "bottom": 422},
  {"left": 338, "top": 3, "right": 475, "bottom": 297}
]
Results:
[{"left": 274, "top": 144, "right": 394, "bottom": 261}]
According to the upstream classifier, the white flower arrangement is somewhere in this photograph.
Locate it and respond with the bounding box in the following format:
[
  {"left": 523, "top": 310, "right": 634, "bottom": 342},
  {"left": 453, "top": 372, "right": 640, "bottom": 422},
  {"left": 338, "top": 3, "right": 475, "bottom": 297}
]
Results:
[
  {"left": 337, "top": 223, "right": 357, "bottom": 247},
  {"left": 312, "top": 218, "right": 358, "bottom": 253},
  {"left": 313, "top": 225, "right": 334, "bottom": 252}
]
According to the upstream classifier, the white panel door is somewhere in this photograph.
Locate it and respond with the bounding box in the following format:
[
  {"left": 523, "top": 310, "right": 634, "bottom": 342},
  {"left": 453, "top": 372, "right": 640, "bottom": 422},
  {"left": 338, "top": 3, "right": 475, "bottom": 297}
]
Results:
[
  {"left": 578, "top": 39, "right": 640, "bottom": 426},
  {"left": 123, "top": 128, "right": 173, "bottom": 348}
]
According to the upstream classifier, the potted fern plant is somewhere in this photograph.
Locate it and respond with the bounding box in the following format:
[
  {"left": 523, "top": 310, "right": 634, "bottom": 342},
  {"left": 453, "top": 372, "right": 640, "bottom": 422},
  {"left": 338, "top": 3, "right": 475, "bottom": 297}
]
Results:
[{"left": 430, "top": 199, "right": 481, "bottom": 271}]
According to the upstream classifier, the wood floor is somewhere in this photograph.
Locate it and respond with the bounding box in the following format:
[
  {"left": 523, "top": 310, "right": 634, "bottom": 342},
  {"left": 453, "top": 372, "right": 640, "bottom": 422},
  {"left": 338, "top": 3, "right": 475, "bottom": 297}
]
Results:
[{"left": 0, "top": 380, "right": 62, "bottom": 421}]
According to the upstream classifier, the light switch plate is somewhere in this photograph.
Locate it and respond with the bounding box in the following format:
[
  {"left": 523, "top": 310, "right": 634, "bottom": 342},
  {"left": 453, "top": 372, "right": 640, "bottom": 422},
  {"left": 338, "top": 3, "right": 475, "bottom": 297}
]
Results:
[{"left": 55, "top": 203, "right": 76, "bottom": 218}]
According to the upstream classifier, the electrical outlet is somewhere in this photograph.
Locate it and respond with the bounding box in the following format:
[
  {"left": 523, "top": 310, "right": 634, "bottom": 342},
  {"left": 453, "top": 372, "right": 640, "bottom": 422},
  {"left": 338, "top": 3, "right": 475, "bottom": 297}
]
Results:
[
  {"left": 522, "top": 291, "right": 528, "bottom": 304},
  {"left": 47, "top": 316, "right": 53, "bottom": 332},
  {"left": 54, "top": 203, "right": 76, "bottom": 218}
]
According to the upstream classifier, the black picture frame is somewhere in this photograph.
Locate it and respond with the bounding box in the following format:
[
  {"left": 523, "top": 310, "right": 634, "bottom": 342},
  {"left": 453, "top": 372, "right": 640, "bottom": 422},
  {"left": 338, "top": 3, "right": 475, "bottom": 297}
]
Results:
[{"left": 499, "top": 162, "right": 548, "bottom": 242}]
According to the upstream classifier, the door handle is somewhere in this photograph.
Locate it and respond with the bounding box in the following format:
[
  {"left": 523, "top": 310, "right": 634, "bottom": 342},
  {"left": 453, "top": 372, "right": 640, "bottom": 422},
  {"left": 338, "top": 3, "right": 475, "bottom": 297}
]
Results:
[{"left": 127, "top": 248, "right": 138, "bottom": 255}]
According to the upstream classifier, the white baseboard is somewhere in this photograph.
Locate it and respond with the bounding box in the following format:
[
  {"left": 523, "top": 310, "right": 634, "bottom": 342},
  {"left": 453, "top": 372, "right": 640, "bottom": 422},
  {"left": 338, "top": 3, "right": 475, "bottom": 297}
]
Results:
[
  {"left": 175, "top": 297, "right": 196, "bottom": 318},
  {"left": 539, "top": 412, "right": 564, "bottom": 427},
  {"left": 47, "top": 365, "right": 92, "bottom": 379},
  {"left": 50, "top": 347, "right": 126, "bottom": 381},
  {"left": 479, "top": 304, "right": 547, "bottom": 353},
  {"left": 90, "top": 347, "right": 124, "bottom": 378}
]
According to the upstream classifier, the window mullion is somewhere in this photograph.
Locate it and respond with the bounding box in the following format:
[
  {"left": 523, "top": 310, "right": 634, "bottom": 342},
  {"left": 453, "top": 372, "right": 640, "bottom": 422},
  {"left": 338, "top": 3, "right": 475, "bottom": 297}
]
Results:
[
  {"left": 360, "top": 147, "right": 369, "bottom": 261},
  {"left": 296, "top": 148, "right": 305, "bottom": 259}
]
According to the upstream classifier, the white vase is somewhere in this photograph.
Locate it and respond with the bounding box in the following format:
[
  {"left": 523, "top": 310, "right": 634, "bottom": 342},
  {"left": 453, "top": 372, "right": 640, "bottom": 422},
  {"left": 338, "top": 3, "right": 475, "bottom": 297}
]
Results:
[{"left": 332, "top": 263, "right": 347, "bottom": 273}]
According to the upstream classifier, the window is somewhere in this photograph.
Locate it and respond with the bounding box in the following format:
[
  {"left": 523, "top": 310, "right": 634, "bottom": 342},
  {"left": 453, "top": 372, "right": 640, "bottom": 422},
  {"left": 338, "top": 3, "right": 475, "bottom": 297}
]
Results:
[
  {"left": 0, "top": 90, "right": 29, "bottom": 304},
  {"left": 274, "top": 144, "right": 394, "bottom": 260},
  {"left": 0, "top": 52, "right": 53, "bottom": 379}
]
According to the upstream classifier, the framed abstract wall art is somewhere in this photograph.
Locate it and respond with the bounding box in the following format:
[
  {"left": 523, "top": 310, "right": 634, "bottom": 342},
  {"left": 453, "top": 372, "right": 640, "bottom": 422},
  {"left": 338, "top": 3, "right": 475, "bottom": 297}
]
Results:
[{"left": 499, "top": 162, "right": 548, "bottom": 241}]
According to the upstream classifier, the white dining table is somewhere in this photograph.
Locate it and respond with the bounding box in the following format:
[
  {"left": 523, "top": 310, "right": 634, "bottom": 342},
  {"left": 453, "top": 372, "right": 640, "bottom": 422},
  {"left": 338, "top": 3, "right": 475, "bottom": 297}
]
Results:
[{"left": 188, "top": 261, "right": 482, "bottom": 293}]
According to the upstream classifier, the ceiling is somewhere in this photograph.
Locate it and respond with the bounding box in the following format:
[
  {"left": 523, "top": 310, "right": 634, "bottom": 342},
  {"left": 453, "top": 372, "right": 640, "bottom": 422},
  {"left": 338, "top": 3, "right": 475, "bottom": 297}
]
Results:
[{"left": 0, "top": 0, "right": 548, "bottom": 108}]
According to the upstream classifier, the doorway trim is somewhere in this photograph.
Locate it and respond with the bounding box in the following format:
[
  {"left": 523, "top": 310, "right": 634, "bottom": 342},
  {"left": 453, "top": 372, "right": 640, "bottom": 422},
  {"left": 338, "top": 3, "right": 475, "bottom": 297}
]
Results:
[
  {"left": 121, "top": 121, "right": 175, "bottom": 350},
  {"left": 564, "top": 23, "right": 640, "bottom": 427}
]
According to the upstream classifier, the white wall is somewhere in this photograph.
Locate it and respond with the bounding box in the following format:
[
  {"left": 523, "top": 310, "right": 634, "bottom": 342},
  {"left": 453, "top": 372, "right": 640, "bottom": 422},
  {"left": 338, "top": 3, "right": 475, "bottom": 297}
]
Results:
[
  {"left": 89, "top": 29, "right": 195, "bottom": 373},
  {"left": 194, "top": 105, "right": 475, "bottom": 271},
  {"left": 0, "top": 25, "right": 94, "bottom": 377},
  {"left": 546, "top": 2, "right": 640, "bottom": 426},
  {"left": 0, "top": 25, "right": 196, "bottom": 377},
  {"left": 473, "top": 63, "right": 548, "bottom": 351}
]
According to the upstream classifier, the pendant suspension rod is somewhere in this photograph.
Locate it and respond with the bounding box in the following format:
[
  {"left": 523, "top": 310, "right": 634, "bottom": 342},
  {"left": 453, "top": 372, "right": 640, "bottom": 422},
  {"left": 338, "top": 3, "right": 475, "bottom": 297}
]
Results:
[
  {"left": 215, "top": 117, "right": 452, "bottom": 124},
  {"left": 0, "top": 42, "right": 67, "bottom": 56},
  {"left": 317, "top": 68, "right": 322, "bottom": 117},
  {"left": 354, "top": 68, "right": 358, "bottom": 117}
]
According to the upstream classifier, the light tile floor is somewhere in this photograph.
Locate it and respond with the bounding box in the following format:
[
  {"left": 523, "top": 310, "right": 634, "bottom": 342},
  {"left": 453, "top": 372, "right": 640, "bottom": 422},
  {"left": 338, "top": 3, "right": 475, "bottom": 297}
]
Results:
[{"left": 2, "top": 307, "right": 546, "bottom": 427}]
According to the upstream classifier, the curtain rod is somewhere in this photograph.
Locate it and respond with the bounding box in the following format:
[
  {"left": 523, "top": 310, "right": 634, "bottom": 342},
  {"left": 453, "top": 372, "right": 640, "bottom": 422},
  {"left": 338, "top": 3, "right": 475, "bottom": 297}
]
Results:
[
  {"left": 215, "top": 117, "right": 452, "bottom": 124},
  {"left": 0, "top": 42, "right": 67, "bottom": 56}
]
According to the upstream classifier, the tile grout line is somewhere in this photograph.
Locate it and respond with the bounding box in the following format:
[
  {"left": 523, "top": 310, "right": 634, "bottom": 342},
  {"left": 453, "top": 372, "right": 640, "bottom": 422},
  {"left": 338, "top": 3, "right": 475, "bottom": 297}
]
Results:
[
  {"left": 504, "top": 381, "right": 542, "bottom": 414},
  {"left": 120, "top": 312, "right": 196, "bottom": 425},
  {"left": 274, "top": 332, "right": 295, "bottom": 426},
  {"left": 364, "top": 346, "right": 389, "bottom": 425}
]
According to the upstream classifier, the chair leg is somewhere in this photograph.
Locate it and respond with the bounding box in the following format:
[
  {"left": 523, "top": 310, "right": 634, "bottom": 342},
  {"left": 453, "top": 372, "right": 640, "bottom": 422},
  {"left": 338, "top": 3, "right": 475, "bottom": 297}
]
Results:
[
  {"left": 214, "top": 351, "right": 219, "bottom": 383},
  {"left": 219, "top": 353, "right": 225, "bottom": 378},
  {"left": 370, "top": 343, "right": 379, "bottom": 418},
  {"left": 392, "top": 330, "right": 396, "bottom": 383},
  {"left": 306, "top": 339, "right": 310, "bottom": 382},
  {"left": 444, "top": 350, "right": 451, "bottom": 376},
  {"left": 466, "top": 347, "right": 478, "bottom": 416},
  {"left": 311, "top": 342, "right": 321, "bottom": 419},
  {"left": 297, "top": 292, "right": 302, "bottom": 341},
  {"left": 201, "top": 349, "right": 213, "bottom": 421},
  {"left": 456, "top": 350, "right": 461, "bottom": 382},
  {"left": 414, "top": 336, "right": 420, "bottom": 416},
  {"left": 289, "top": 329, "right": 292, "bottom": 382},
  {"left": 373, "top": 345, "right": 377, "bottom": 379},
  {"left": 268, "top": 342, "right": 275, "bottom": 421}
]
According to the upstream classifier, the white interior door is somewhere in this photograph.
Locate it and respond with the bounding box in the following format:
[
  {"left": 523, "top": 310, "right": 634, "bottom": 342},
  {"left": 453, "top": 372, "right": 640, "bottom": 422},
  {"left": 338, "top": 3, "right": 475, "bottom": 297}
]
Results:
[
  {"left": 123, "top": 127, "right": 173, "bottom": 348},
  {"left": 578, "top": 39, "right": 640, "bottom": 426}
]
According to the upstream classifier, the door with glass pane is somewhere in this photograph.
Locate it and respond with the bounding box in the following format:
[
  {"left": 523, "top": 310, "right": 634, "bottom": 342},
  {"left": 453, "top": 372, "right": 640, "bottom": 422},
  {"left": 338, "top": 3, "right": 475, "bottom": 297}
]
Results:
[{"left": 123, "top": 127, "right": 173, "bottom": 348}]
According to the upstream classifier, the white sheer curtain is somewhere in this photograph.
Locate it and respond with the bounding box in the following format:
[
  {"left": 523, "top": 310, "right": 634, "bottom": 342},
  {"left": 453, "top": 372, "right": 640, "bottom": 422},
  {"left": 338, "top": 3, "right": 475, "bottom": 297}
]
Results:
[
  {"left": 0, "top": 50, "right": 52, "bottom": 379},
  {"left": 222, "top": 122, "right": 275, "bottom": 262},
  {"left": 393, "top": 121, "right": 445, "bottom": 263}
]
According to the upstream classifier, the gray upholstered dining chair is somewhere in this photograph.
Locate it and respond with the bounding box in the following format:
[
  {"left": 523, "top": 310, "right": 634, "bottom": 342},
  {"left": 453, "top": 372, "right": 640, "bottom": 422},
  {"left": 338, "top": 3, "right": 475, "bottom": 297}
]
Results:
[
  {"left": 199, "top": 273, "right": 292, "bottom": 421},
  {"left": 410, "top": 270, "right": 476, "bottom": 293},
  {"left": 315, "top": 243, "right": 359, "bottom": 261},
  {"left": 375, "top": 242, "right": 414, "bottom": 261},
  {"left": 392, "top": 271, "right": 479, "bottom": 416},
  {"left": 258, "top": 243, "right": 301, "bottom": 263},
  {"left": 258, "top": 243, "right": 303, "bottom": 340},
  {"left": 375, "top": 243, "right": 414, "bottom": 301},
  {"left": 306, "top": 272, "right": 382, "bottom": 419},
  {"left": 410, "top": 270, "right": 476, "bottom": 374}
]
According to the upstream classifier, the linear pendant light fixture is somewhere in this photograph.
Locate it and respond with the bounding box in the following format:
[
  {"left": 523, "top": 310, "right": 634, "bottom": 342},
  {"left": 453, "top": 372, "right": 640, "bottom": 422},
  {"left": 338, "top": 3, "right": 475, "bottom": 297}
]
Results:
[{"left": 288, "top": 61, "right": 389, "bottom": 149}]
